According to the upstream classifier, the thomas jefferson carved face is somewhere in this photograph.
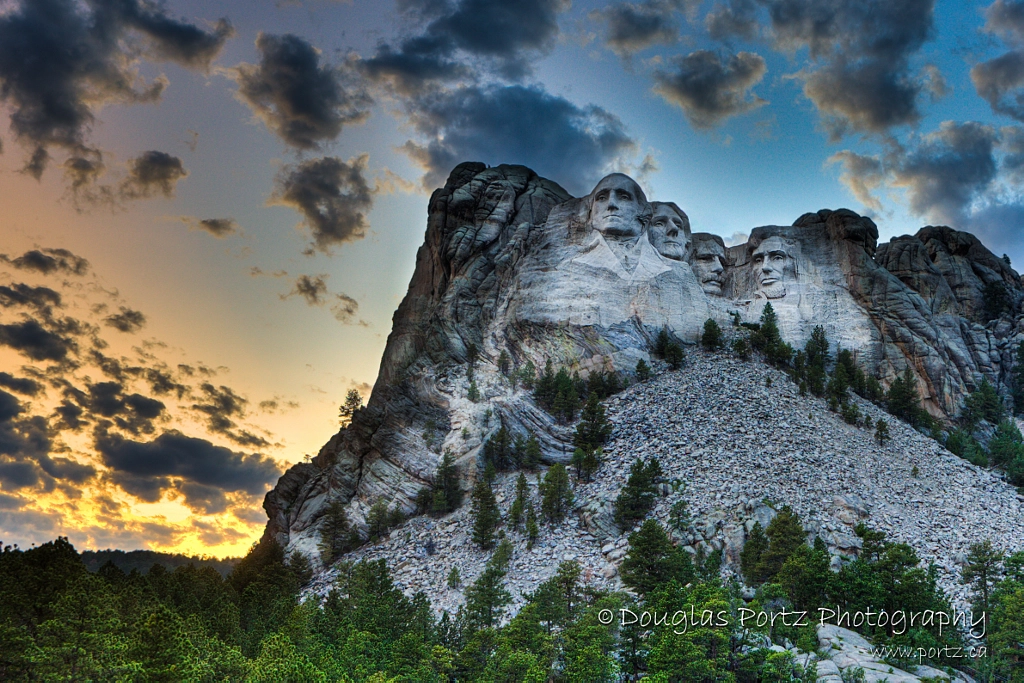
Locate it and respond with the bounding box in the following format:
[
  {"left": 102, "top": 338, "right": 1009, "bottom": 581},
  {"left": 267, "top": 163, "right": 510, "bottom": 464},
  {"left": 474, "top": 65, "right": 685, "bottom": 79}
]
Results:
[
  {"left": 752, "top": 236, "right": 793, "bottom": 299},
  {"left": 648, "top": 203, "right": 691, "bottom": 261},
  {"left": 690, "top": 235, "right": 726, "bottom": 295},
  {"left": 589, "top": 174, "right": 647, "bottom": 239}
]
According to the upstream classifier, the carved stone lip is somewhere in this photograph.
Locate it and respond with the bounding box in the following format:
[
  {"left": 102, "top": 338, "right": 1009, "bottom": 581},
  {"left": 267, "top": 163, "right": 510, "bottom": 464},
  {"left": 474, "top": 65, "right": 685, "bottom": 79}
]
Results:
[
  {"left": 703, "top": 280, "right": 723, "bottom": 290},
  {"left": 760, "top": 277, "right": 780, "bottom": 285}
]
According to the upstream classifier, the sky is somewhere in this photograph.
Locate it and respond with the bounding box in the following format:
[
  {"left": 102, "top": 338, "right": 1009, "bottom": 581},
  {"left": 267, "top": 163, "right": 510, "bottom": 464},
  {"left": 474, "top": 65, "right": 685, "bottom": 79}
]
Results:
[{"left": 1, "top": 0, "right": 1023, "bottom": 557}]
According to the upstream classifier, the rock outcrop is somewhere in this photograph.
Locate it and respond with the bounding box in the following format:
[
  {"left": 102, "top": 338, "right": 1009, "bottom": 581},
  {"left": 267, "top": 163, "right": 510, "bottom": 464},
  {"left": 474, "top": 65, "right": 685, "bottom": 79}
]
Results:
[{"left": 262, "top": 163, "right": 1024, "bottom": 566}]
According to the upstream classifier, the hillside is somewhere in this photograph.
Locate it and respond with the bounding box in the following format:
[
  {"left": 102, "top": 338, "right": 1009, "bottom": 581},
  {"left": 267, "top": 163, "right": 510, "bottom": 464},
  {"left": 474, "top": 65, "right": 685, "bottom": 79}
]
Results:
[
  {"left": 80, "top": 549, "right": 240, "bottom": 577},
  {"left": 308, "top": 347, "right": 1024, "bottom": 615}
]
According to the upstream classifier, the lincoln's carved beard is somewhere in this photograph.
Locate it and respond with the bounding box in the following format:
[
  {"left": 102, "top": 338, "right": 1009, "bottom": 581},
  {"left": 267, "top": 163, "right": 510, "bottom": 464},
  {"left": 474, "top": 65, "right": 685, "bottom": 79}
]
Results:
[{"left": 760, "top": 280, "right": 787, "bottom": 299}]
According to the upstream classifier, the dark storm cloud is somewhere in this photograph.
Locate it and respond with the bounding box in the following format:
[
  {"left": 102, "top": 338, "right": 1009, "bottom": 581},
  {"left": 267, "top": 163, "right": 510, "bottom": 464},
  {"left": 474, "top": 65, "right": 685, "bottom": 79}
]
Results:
[
  {"left": 53, "top": 399, "right": 86, "bottom": 431},
  {"left": 83, "top": 381, "right": 165, "bottom": 434},
  {"left": 973, "top": 52, "right": 1024, "bottom": 121},
  {"left": 760, "top": 0, "right": 935, "bottom": 139},
  {"left": 233, "top": 33, "right": 372, "bottom": 150},
  {"left": 359, "top": 35, "right": 470, "bottom": 96},
  {"left": 0, "top": 284, "right": 62, "bottom": 312},
  {"left": 830, "top": 121, "right": 1002, "bottom": 226},
  {"left": 182, "top": 217, "right": 240, "bottom": 238},
  {"left": 652, "top": 51, "right": 768, "bottom": 129},
  {"left": 331, "top": 293, "right": 361, "bottom": 324},
  {"left": 118, "top": 151, "right": 188, "bottom": 200},
  {"left": 0, "top": 373, "right": 42, "bottom": 397},
  {"left": 360, "top": 0, "right": 567, "bottom": 92},
  {"left": 190, "top": 383, "right": 267, "bottom": 447},
  {"left": 271, "top": 155, "right": 374, "bottom": 253},
  {"left": 425, "top": 0, "right": 568, "bottom": 78},
  {"left": 0, "top": 0, "right": 232, "bottom": 177},
  {"left": 283, "top": 275, "right": 329, "bottom": 306},
  {"left": 281, "top": 275, "right": 364, "bottom": 324},
  {"left": 596, "top": 0, "right": 685, "bottom": 57},
  {"left": 103, "top": 307, "right": 146, "bottom": 333},
  {"left": 0, "top": 319, "right": 76, "bottom": 362},
  {"left": 0, "top": 248, "right": 89, "bottom": 276},
  {"left": 175, "top": 481, "right": 229, "bottom": 515},
  {"left": 826, "top": 150, "right": 884, "bottom": 212},
  {"left": 1002, "top": 125, "right": 1024, "bottom": 182},
  {"left": 0, "top": 388, "right": 92, "bottom": 491},
  {"left": 971, "top": 2, "right": 1024, "bottom": 122},
  {"left": 961, "top": 202, "right": 1024, "bottom": 267},
  {"left": 95, "top": 429, "right": 282, "bottom": 499},
  {"left": 143, "top": 368, "right": 190, "bottom": 399},
  {"left": 401, "top": 84, "right": 637, "bottom": 195},
  {"left": 889, "top": 121, "right": 999, "bottom": 225},
  {"left": 705, "top": 0, "right": 760, "bottom": 41}
]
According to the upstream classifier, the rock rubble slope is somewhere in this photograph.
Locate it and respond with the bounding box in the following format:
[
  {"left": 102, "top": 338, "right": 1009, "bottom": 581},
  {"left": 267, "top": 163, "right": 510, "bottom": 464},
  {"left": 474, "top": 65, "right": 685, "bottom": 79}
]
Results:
[{"left": 307, "top": 350, "right": 1024, "bottom": 618}]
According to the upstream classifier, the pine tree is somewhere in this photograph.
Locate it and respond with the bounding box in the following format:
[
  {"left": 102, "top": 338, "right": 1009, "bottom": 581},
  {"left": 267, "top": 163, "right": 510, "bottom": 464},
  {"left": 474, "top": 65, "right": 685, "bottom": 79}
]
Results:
[
  {"left": 574, "top": 392, "right": 612, "bottom": 455},
  {"left": 875, "top": 418, "right": 890, "bottom": 444},
  {"left": 664, "top": 342, "right": 685, "bottom": 370},
  {"left": 756, "top": 506, "right": 806, "bottom": 583},
  {"left": 471, "top": 479, "right": 500, "bottom": 550},
  {"left": 962, "top": 540, "right": 1004, "bottom": 629},
  {"left": 447, "top": 567, "right": 461, "bottom": 589},
  {"left": 620, "top": 519, "right": 694, "bottom": 596},
  {"left": 540, "top": 464, "right": 573, "bottom": 523},
  {"left": 1013, "top": 340, "right": 1024, "bottom": 416},
  {"left": 318, "top": 500, "right": 358, "bottom": 563},
  {"left": 482, "top": 425, "right": 515, "bottom": 472},
  {"left": 654, "top": 327, "right": 670, "bottom": 357},
  {"left": 498, "top": 350, "right": 511, "bottom": 376},
  {"left": 522, "top": 433, "right": 542, "bottom": 470},
  {"left": 366, "top": 499, "right": 392, "bottom": 541},
  {"left": 613, "top": 458, "right": 663, "bottom": 530},
  {"left": 525, "top": 502, "right": 539, "bottom": 549},
  {"left": 534, "top": 359, "right": 557, "bottom": 409},
  {"left": 701, "top": 318, "right": 724, "bottom": 351},
  {"left": 338, "top": 388, "right": 363, "bottom": 427},
  {"left": 886, "top": 367, "right": 922, "bottom": 425},
  {"left": 740, "top": 521, "right": 768, "bottom": 584},
  {"left": 467, "top": 379, "right": 481, "bottom": 403},
  {"left": 464, "top": 564, "right": 511, "bottom": 631},
  {"left": 431, "top": 449, "right": 463, "bottom": 515},
  {"left": 509, "top": 473, "right": 528, "bottom": 530},
  {"left": 636, "top": 358, "right": 651, "bottom": 381},
  {"left": 963, "top": 377, "right": 1005, "bottom": 429}
]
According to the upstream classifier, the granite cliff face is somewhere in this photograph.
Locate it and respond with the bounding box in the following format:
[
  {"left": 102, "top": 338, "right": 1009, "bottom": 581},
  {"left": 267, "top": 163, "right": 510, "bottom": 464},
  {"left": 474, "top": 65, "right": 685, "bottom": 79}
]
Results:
[{"left": 262, "top": 163, "right": 1024, "bottom": 561}]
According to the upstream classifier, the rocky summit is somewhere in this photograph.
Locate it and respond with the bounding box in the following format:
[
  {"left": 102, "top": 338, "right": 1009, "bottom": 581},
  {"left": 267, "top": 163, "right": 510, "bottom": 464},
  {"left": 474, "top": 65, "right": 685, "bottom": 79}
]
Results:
[{"left": 261, "top": 161, "right": 1024, "bottom": 569}]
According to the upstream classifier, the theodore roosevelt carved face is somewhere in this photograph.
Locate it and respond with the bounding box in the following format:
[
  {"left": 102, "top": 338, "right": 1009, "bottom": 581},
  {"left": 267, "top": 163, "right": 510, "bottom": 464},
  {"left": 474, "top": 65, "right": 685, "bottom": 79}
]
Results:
[
  {"left": 690, "top": 234, "right": 727, "bottom": 295},
  {"left": 648, "top": 202, "right": 691, "bottom": 261},
  {"left": 588, "top": 173, "right": 649, "bottom": 239}
]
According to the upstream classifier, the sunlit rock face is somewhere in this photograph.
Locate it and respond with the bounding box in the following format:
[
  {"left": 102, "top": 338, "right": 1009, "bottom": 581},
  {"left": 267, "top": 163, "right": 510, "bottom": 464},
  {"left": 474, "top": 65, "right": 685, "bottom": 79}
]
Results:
[{"left": 263, "top": 164, "right": 1024, "bottom": 561}]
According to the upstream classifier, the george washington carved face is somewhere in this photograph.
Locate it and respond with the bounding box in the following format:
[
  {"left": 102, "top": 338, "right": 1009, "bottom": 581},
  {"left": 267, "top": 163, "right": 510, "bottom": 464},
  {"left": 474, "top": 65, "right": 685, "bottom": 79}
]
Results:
[
  {"left": 648, "top": 202, "right": 691, "bottom": 261},
  {"left": 588, "top": 173, "right": 649, "bottom": 239}
]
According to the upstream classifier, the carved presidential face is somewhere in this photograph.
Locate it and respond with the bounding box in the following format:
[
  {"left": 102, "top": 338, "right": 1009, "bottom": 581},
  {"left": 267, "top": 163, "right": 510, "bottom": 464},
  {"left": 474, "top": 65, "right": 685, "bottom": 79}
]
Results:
[
  {"left": 648, "top": 203, "right": 691, "bottom": 261},
  {"left": 752, "top": 236, "right": 793, "bottom": 299},
  {"left": 590, "top": 174, "right": 646, "bottom": 238},
  {"left": 690, "top": 236, "right": 726, "bottom": 295}
]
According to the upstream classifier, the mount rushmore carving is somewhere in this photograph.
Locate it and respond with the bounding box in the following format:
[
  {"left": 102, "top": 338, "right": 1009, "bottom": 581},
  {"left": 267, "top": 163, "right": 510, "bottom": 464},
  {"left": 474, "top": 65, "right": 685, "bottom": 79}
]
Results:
[{"left": 263, "top": 162, "right": 1024, "bottom": 559}]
